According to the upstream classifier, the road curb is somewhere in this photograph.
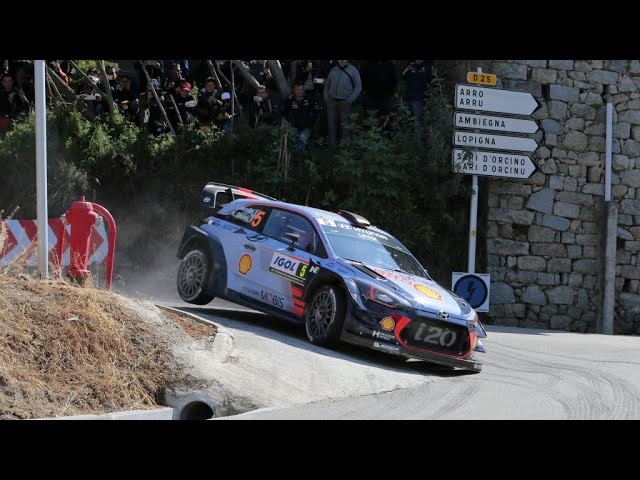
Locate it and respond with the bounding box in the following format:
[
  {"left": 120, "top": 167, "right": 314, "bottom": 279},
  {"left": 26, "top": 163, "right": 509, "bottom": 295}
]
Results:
[
  {"left": 42, "top": 407, "right": 175, "bottom": 420},
  {"left": 156, "top": 304, "right": 235, "bottom": 362}
]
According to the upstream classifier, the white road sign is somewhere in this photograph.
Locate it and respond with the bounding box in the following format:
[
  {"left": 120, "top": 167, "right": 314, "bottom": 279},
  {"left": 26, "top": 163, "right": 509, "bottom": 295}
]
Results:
[
  {"left": 454, "top": 112, "right": 539, "bottom": 134},
  {"left": 452, "top": 149, "right": 539, "bottom": 179},
  {"left": 455, "top": 84, "right": 541, "bottom": 116},
  {"left": 453, "top": 130, "right": 539, "bottom": 152}
]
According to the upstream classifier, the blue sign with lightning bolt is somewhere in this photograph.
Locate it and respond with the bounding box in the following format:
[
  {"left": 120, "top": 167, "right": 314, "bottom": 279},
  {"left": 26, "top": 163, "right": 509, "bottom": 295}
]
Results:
[{"left": 453, "top": 274, "right": 489, "bottom": 311}]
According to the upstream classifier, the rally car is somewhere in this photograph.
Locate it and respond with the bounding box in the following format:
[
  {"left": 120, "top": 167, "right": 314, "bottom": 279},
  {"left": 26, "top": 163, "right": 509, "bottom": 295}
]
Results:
[{"left": 176, "top": 182, "right": 487, "bottom": 372}]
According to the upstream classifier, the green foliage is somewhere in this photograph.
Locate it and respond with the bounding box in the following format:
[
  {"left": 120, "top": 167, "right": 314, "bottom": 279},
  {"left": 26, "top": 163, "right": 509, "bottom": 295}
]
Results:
[{"left": 0, "top": 76, "right": 470, "bottom": 281}]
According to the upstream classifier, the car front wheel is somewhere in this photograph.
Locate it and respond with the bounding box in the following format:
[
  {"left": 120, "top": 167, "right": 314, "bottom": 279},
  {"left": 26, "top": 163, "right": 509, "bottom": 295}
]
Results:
[
  {"left": 305, "top": 285, "right": 346, "bottom": 346},
  {"left": 177, "top": 248, "right": 214, "bottom": 305}
]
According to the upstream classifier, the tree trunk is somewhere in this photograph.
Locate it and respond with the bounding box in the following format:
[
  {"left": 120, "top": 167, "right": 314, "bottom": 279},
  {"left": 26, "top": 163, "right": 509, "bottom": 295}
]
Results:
[
  {"left": 46, "top": 66, "right": 90, "bottom": 117},
  {"left": 68, "top": 60, "right": 112, "bottom": 109},
  {"left": 207, "top": 60, "right": 243, "bottom": 125},
  {"left": 96, "top": 60, "right": 116, "bottom": 114},
  {"left": 139, "top": 60, "right": 177, "bottom": 137},
  {"left": 232, "top": 60, "right": 259, "bottom": 90},
  {"left": 267, "top": 60, "right": 290, "bottom": 99}
]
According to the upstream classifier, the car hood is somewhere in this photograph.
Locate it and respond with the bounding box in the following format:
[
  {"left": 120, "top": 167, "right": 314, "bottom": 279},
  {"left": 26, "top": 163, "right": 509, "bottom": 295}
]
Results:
[{"left": 367, "top": 265, "right": 466, "bottom": 316}]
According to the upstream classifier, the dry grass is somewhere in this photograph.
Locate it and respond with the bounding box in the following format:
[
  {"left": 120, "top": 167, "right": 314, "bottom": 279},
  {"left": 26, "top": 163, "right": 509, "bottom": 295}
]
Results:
[
  {"left": 0, "top": 274, "right": 181, "bottom": 419},
  {"left": 0, "top": 211, "right": 204, "bottom": 419}
]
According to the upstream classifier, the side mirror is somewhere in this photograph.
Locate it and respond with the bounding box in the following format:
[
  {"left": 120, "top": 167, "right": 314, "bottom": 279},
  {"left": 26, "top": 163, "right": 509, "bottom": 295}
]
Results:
[{"left": 282, "top": 232, "right": 299, "bottom": 251}]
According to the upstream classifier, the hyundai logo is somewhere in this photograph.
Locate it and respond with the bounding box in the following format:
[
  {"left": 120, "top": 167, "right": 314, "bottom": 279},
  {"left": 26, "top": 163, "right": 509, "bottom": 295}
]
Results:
[{"left": 437, "top": 310, "right": 449, "bottom": 320}]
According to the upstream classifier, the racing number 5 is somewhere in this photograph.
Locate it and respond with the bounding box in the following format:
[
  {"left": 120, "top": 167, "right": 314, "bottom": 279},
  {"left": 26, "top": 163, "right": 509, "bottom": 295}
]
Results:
[{"left": 250, "top": 210, "right": 266, "bottom": 227}]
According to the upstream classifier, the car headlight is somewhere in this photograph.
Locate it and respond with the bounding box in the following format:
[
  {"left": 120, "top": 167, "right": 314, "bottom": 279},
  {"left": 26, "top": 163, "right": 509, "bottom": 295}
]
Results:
[
  {"left": 352, "top": 278, "right": 412, "bottom": 310},
  {"left": 468, "top": 310, "right": 479, "bottom": 328}
]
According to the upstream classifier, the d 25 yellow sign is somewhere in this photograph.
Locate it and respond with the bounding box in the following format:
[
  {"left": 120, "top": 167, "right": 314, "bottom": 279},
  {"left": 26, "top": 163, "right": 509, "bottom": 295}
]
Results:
[{"left": 466, "top": 72, "right": 497, "bottom": 86}]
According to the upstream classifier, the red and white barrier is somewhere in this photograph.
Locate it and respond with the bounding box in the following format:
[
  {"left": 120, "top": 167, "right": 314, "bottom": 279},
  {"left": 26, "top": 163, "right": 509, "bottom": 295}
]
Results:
[{"left": 0, "top": 218, "right": 108, "bottom": 267}]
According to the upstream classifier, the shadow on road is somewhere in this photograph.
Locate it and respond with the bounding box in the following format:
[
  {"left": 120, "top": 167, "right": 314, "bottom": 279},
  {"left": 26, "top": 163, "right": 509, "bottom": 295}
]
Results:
[{"left": 179, "top": 306, "right": 474, "bottom": 378}]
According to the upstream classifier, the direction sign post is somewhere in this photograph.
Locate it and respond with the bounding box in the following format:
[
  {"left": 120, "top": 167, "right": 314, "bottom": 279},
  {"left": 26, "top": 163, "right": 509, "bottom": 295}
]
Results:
[
  {"left": 452, "top": 149, "right": 539, "bottom": 179},
  {"left": 453, "top": 130, "right": 539, "bottom": 152},
  {"left": 455, "top": 84, "right": 541, "bottom": 116},
  {"left": 454, "top": 72, "right": 541, "bottom": 283},
  {"left": 455, "top": 112, "right": 539, "bottom": 134}
]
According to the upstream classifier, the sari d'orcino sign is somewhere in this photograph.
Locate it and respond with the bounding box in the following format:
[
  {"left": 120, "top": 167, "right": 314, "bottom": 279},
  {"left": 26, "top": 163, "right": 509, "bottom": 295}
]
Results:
[
  {"left": 452, "top": 148, "right": 538, "bottom": 179},
  {"left": 455, "top": 84, "right": 541, "bottom": 116}
]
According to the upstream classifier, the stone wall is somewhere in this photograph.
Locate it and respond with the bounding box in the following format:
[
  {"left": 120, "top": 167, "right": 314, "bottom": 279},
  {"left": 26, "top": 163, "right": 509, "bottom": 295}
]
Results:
[{"left": 477, "top": 60, "right": 640, "bottom": 334}]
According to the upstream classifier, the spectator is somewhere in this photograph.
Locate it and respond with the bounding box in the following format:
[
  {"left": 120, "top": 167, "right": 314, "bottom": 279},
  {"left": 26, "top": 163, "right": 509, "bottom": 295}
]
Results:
[
  {"left": 138, "top": 78, "right": 168, "bottom": 135},
  {"left": 281, "top": 82, "right": 321, "bottom": 151},
  {"left": 14, "top": 63, "right": 35, "bottom": 105},
  {"left": 77, "top": 79, "right": 104, "bottom": 121},
  {"left": 172, "top": 82, "right": 197, "bottom": 127},
  {"left": 162, "top": 62, "right": 185, "bottom": 92},
  {"left": 114, "top": 74, "right": 140, "bottom": 121},
  {"left": 0, "top": 73, "right": 30, "bottom": 133},
  {"left": 402, "top": 60, "right": 432, "bottom": 123},
  {"left": 249, "top": 84, "right": 281, "bottom": 128},
  {"left": 216, "top": 92, "right": 233, "bottom": 135},
  {"left": 162, "top": 60, "right": 190, "bottom": 81},
  {"left": 324, "top": 59, "right": 362, "bottom": 146},
  {"left": 196, "top": 77, "right": 223, "bottom": 127},
  {"left": 49, "top": 60, "right": 69, "bottom": 84},
  {"left": 360, "top": 60, "right": 396, "bottom": 118},
  {"left": 105, "top": 65, "right": 119, "bottom": 91}
]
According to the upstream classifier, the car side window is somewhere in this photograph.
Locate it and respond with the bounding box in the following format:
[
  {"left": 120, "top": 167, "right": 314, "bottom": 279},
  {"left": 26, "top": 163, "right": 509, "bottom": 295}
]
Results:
[
  {"left": 222, "top": 204, "right": 271, "bottom": 231},
  {"left": 263, "top": 209, "right": 326, "bottom": 257}
]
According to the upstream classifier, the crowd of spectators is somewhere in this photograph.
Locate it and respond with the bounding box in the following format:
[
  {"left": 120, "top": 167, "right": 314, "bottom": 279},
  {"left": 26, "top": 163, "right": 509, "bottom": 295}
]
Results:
[{"left": 0, "top": 59, "right": 434, "bottom": 149}]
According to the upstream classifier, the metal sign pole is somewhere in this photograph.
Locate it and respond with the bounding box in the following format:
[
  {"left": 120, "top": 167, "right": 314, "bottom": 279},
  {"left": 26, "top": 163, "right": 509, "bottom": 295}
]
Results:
[
  {"left": 35, "top": 59, "right": 49, "bottom": 279},
  {"left": 467, "top": 67, "right": 482, "bottom": 274}
]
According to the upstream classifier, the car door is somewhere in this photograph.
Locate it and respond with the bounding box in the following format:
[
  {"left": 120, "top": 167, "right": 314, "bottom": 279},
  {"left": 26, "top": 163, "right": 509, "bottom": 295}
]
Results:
[
  {"left": 257, "top": 208, "right": 326, "bottom": 318},
  {"left": 216, "top": 203, "right": 272, "bottom": 305}
]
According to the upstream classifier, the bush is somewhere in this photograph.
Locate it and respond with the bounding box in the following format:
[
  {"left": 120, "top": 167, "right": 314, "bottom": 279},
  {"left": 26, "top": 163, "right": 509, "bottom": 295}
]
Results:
[{"left": 0, "top": 77, "right": 470, "bottom": 282}]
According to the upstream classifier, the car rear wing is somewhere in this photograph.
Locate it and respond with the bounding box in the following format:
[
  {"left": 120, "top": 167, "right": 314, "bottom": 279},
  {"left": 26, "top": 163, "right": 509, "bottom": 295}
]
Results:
[{"left": 201, "top": 182, "right": 278, "bottom": 211}]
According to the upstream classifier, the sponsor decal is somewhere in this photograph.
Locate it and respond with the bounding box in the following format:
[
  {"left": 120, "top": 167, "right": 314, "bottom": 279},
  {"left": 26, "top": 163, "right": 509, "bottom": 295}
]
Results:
[
  {"left": 269, "top": 253, "right": 308, "bottom": 284},
  {"left": 413, "top": 323, "right": 458, "bottom": 348},
  {"left": 242, "top": 286, "right": 260, "bottom": 298},
  {"left": 373, "top": 341, "right": 401, "bottom": 353},
  {"left": 247, "top": 234, "right": 268, "bottom": 242},
  {"left": 316, "top": 217, "right": 336, "bottom": 227},
  {"left": 309, "top": 265, "right": 320, "bottom": 274},
  {"left": 260, "top": 290, "right": 285, "bottom": 309},
  {"left": 232, "top": 207, "right": 266, "bottom": 227},
  {"left": 379, "top": 316, "right": 395, "bottom": 331},
  {"left": 414, "top": 284, "right": 442, "bottom": 301},
  {"left": 238, "top": 254, "right": 253, "bottom": 275},
  {"left": 372, "top": 330, "right": 395, "bottom": 342},
  {"left": 372, "top": 267, "right": 414, "bottom": 286}
]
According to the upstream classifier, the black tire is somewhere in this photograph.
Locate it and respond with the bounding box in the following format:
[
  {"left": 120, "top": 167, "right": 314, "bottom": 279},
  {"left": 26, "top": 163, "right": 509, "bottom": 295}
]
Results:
[
  {"left": 177, "top": 248, "right": 214, "bottom": 305},
  {"left": 305, "top": 284, "right": 346, "bottom": 346}
]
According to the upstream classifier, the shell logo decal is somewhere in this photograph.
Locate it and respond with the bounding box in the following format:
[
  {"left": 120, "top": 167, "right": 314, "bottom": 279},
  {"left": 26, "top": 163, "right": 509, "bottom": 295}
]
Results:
[
  {"left": 379, "top": 316, "right": 395, "bottom": 332},
  {"left": 238, "top": 254, "right": 253, "bottom": 275},
  {"left": 414, "top": 284, "right": 442, "bottom": 301}
]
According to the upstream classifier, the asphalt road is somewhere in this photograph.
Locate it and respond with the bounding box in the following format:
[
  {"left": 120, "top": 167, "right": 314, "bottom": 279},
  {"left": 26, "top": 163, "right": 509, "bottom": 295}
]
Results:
[
  {"left": 123, "top": 268, "right": 640, "bottom": 419},
  {"left": 172, "top": 301, "right": 640, "bottom": 419}
]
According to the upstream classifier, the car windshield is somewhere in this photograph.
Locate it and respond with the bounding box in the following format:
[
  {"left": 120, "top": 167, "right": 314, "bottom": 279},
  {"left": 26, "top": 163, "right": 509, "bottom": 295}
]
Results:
[{"left": 318, "top": 219, "right": 428, "bottom": 278}]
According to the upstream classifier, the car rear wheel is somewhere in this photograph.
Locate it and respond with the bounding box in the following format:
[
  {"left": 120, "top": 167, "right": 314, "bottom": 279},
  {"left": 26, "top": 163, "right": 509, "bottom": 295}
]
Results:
[
  {"left": 305, "top": 285, "right": 346, "bottom": 346},
  {"left": 177, "top": 248, "right": 214, "bottom": 305}
]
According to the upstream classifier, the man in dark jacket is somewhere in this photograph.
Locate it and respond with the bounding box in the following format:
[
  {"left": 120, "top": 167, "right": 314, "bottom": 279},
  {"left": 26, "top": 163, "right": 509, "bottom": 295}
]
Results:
[
  {"left": 281, "top": 83, "right": 321, "bottom": 150},
  {"left": 360, "top": 60, "right": 396, "bottom": 117},
  {"left": 402, "top": 60, "right": 433, "bottom": 123}
]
